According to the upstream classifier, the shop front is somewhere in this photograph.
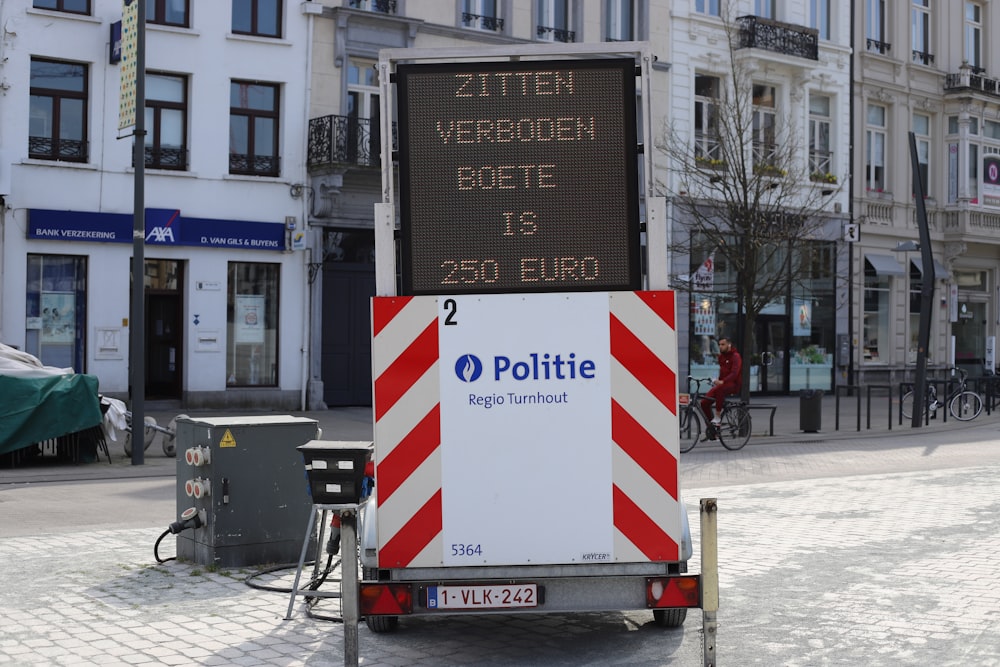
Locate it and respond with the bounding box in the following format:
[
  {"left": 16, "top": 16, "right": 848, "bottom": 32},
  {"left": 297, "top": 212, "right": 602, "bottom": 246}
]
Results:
[{"left": 19, "top": 208, "right": 304, "bottom": 409}]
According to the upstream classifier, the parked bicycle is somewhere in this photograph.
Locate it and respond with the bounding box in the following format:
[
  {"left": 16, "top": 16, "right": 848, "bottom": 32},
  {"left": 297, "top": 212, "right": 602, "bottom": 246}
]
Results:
[
  {"left": 900, "top": 367, "right": 983, "bottom": 422},
  {"left": 678, "top": 376, "right": 752, "bottom": 452}
]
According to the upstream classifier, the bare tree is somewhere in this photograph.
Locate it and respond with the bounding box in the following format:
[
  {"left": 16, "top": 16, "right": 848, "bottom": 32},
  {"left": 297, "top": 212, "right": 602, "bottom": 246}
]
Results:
[{"left": 660, "top": 13, "right": 842, "bottom": 398}]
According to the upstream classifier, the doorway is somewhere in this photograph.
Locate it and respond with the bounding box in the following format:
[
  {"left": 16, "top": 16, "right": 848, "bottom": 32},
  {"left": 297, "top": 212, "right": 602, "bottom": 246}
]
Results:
[
  {"left": 145, "top": 260, "right": 183, "bottom": 399},
  {"left": 752, "top": 315, "right": 787, "bottom": 394}
]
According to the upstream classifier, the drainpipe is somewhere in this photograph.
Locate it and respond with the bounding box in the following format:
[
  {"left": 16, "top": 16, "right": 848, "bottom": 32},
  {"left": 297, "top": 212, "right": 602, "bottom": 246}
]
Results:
[
  {"left": 299, "top": 1, "right": 320, "bottom": 411},
  {"left": 847, "top": 0, "right": 856, "bottom": 388}
]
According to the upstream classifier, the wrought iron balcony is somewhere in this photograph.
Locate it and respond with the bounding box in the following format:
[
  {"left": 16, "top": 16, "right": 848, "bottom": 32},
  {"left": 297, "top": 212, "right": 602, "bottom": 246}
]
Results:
[
  {"left": 945, "top": 67, "right": 1000, "bottom": 98},
  {"left": 866, "top": 38, "right": 891, "bottom": 55},
  {"left": 347, "top": 0, "right": 397, "bottom": 14},
  {"left": 463, "top": 12, "right": 504, "bottom": 32},
  {"left": 537, "top": 25, "right": 576, "bottom": 43},
  {"left": 132, "top": 146, "right": 188, "bottom": 171},
  {"left": 28, "top": 136, "right": 88, "bottom": 162},
  {"left": 308, "top": 115, "right": 396, "bottom": 169},
  {"left": 912, "top": 50, "right": 935, "bottom": 66},
  {"left": 736, "top": 15, "right": 818, "bottom": 61},
  {"left": 229, "top": 153, "right": 280, "bottom": 177}
]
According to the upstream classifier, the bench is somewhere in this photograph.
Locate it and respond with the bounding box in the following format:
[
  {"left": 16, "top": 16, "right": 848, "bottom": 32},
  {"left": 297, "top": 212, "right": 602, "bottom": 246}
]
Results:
[{"left": 724, "top": 398, "right": 777, "bottom": 436}]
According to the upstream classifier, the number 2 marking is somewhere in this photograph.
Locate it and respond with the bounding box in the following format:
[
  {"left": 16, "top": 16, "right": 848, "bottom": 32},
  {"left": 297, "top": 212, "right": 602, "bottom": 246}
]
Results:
[{"left": 443, "top": 298, "right": 458, "bottom": 326}]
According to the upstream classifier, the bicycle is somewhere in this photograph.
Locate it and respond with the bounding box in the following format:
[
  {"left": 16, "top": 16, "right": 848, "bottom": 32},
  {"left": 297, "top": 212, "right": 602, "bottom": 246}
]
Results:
[
  {"left": 678, "top": 376, "right": 753, "bottom": 452},
  {"left": 900, "top": 367, "right": 983, "bottom": 422}
]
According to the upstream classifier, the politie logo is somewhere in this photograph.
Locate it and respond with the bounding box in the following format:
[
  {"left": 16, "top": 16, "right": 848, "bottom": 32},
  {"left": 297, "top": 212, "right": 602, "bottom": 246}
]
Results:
[{"left": 455, "top": 354, "right": 484, "bottom": 382}]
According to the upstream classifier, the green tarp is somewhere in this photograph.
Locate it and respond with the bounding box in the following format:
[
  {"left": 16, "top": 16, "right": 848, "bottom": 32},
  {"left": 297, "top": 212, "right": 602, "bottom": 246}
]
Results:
[{"left": 0, "top": 374, "right": 102, "bottom": 456}]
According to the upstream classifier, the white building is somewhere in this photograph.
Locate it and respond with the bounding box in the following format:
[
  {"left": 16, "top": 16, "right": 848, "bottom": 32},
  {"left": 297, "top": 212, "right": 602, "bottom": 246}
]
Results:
[{"left": 0, "top": 0, "right": 314, "bottom": 409}]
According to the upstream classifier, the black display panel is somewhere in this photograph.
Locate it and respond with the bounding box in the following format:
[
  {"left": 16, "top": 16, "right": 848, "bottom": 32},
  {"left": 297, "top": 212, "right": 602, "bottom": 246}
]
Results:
[{"left": 396, "top": 58, "right": 641, "bottom": 295}]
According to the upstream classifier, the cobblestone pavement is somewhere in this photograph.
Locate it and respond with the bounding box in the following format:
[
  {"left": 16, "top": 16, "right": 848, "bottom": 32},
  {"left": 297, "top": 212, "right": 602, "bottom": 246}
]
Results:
[{"left": 3, "top": 406, "right": 1000, "bottom": 665}]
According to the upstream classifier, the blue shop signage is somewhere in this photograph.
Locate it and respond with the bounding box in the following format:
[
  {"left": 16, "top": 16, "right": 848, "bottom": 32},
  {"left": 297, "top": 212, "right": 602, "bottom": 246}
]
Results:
[{"left": 28, "top": 209, "right": 285, "bottom": 251}]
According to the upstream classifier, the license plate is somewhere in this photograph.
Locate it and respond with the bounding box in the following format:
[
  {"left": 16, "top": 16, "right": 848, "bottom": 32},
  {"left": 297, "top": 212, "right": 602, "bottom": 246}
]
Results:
[{"left": 427, "top": 584, "right": 539, "bottom": 610}]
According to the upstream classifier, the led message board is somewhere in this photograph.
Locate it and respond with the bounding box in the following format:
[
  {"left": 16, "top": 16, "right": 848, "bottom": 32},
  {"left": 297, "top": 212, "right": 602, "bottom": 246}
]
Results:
[{"left": 396, "top": 58, "right": 641, "bottom": 295}]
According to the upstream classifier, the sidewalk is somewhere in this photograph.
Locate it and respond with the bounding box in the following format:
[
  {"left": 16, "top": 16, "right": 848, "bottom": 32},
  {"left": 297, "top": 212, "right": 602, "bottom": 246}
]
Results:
[{"left": 3, "top": 390, "right": 995, "bottom": 484}]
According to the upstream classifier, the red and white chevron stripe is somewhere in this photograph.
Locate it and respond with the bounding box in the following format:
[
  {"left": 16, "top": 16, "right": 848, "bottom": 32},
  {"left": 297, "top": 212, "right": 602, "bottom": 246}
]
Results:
[
  {"left": 371, "top": 296, "right": 443, "bottom": 568},
  {"left": 609, "top": 291, "right": 680, "bottom": 562}
]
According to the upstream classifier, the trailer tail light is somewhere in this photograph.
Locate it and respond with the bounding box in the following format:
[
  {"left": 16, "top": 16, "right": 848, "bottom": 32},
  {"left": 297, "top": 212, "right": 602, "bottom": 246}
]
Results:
[
  {"left": 360, "top": 583, "right": 413, "bottom": 615},
  {"left": 646, "top": 576, "right": 701, "bottom": 608}
]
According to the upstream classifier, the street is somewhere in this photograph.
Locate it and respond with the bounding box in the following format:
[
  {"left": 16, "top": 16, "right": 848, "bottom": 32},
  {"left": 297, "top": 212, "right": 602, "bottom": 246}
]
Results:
[{"left": 2, "top": 420, "right": 1000, "bottom": 665}]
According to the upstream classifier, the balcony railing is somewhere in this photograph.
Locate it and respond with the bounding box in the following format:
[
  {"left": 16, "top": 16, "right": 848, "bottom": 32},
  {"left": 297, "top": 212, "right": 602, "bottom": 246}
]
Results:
[
  {"left": 463, "top": 12, "right": 504, "bottom": 32},
  {"left": 809, "top": 149, "right": 833, "bottom": 178},
  {"left": 736, "top": 15, "right": 818, "bottom": 61},
  {"left": 694, "top": 133, "right": 724, "bottom": 165},
  {"left": 912, "top": 50, "right": 935, "bottom": 66},
  {"left": 229, "top": 153, "right": 280, "bottom": 177},
  {"left": 308, "top": 115, "right": 396, "bottom": 169},
  {"left": 28, "top": 136, "right": 88, "bottom": 162},
  {"left": 347, "top": 0, "right": 397, "bottom": 14},
  {"left": 132, "top": 146, "right": 188, "bottom": 171},
  {"left": 866, "top": 38, "right": 891, "bottom": 55},
  {"left": 537, "top": 25, "right": 576, "bottom": 43},
  {"left": 945, "top": 66, "right": 1000, "bottom": 98}
]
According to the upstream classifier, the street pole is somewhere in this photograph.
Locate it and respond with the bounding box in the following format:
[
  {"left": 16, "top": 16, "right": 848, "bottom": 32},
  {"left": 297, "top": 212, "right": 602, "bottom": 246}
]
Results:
[
  {"left": 909, "top": 131, "right": 934, "bottom": 428},
  {"left": 129, "top": 0, "right": 146, "bottom": 464}
]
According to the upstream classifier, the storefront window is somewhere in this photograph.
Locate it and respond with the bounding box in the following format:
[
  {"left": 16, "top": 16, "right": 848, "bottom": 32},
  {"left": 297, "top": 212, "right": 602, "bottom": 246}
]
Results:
[
  {"left": 227, "top": 262, "right": 279, "bottom": 386},
  {"left": 789, "top": 243, "right": 835, "bottom": 391},
  {"left": 863, "top": 260, "right": 890, "bottom": 363},
  {"left": 25, "top": 254, "right": 87, "bottom": 371}
]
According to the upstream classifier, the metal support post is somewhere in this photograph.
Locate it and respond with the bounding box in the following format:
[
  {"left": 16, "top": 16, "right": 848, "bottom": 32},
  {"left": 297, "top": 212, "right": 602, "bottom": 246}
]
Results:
[
  {"left": 700, "top": 498, "right": 718, "bottom": 667},
  {"left": 341, "top": 509, "right": 360, "bottom": 667}
]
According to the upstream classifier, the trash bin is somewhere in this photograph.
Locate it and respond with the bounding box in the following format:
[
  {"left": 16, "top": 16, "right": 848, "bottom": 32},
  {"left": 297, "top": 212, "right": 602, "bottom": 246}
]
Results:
[{"left": 799, "top": 389, "right": 824, "bottom": 432}]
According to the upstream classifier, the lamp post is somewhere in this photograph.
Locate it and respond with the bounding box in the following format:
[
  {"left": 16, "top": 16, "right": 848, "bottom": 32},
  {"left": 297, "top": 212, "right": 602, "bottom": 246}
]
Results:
[{"left": 906, "top": 132, "right": 935, "bottom": 428}]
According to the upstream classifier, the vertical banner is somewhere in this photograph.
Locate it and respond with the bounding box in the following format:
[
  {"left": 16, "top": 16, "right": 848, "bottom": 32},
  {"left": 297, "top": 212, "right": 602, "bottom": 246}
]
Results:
[
  {"left": 118, "top": 0, "right": 139, "bottom": 130},
  {"left": 982, "top": 154, "right": 1000, "bottom": 207}
]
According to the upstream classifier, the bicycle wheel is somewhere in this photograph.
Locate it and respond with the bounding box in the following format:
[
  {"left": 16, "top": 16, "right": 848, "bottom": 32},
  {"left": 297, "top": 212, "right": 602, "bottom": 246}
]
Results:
[
  {"left": 900, "top": 391, "right": 916, "bottom": 420},
  {"left": 679, "top": 407, "right": 702, "bottom": 453},
  {"left": 718, "top": 406, "right": 751, "bottom": 451},
  {"left": 950, "top": 391, "right": 983, "bottom": 421}
]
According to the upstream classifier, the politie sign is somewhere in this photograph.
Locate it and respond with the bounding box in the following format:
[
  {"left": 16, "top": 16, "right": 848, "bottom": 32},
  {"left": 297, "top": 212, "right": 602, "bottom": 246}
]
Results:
[
  {"left": 395, "top": 59, "right": 641, "bottom": 296},
  {"left": 371, "top": 291, "right": 680, "bottom": 568}
]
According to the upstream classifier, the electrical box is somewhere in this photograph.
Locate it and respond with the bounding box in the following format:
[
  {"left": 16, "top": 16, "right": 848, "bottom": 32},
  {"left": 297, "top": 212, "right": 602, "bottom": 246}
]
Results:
[{"left": 174, "top": 415, "right": 320, "bottom": 567}]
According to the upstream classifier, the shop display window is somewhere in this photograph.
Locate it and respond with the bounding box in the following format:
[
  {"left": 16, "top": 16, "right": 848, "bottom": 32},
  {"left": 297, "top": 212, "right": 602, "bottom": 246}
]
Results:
[{"left": 227, "top": 262, "right": 279, "bottom": 386}]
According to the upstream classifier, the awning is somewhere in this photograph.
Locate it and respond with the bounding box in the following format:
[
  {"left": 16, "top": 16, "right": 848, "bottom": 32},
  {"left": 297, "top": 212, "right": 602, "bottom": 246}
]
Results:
[
  {"left": 910, "top": 258, "right": 951, "bottom": 280},
  {"left": 864, "top": 253, "right": 905, "bottom": 276}
]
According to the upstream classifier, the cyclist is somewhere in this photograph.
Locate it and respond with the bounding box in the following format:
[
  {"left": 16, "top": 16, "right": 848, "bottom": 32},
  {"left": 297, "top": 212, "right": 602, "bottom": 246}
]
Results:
[{"left": 701, "top": 336, "right": 743, "bottom": 437}]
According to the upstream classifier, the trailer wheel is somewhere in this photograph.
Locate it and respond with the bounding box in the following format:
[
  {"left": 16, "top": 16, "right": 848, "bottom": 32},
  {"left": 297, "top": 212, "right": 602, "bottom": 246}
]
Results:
[
  {"left": 653, "top": 608, "right": 687, "bottom": 627},
  {"left": 365, "top": 615, "right": 399, "bottom": 633}
]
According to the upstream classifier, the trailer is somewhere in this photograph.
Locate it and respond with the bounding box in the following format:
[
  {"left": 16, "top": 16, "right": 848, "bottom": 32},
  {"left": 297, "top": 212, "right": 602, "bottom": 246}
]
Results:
[{"left": 355, "top": 42, "right": 719, "bottom": 666}]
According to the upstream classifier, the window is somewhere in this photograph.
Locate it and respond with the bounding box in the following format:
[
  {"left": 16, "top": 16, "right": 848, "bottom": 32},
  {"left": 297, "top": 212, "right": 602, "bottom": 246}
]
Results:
[
  {"left": 911, "top": 0, "right": 932, "bottom": 65},
  {"left": 227, "top": 263, "right": 279, "bottom": 387},
  {"left": 145, "top": 73, "right": 187, "bottom": 170},
  {"left": 912, "top": 113, "right": 930, "bottom": 198},
  {"left": 866, "top": 0, "right": 889, "bottom": 53},
  {"left": 232, "top": 0, "right": 281, "bottom": 38},
  {"left": 863, "top": 260, "right": 890, "bottom": 363},
  {"left": 755, "top": 0, "right": 775, "bottom": 19},
  {"left": 147, "top": 0, "right": 188, "bottom": 26},
  {"left": 537, "top": 0, "right": 574, "bottom": 43},
  {"left": 29, "top": 59, "right": 88, "bottom": 162},
  {"left": 865, "top": 104, "right": 886, "bottom": 192},
  {"left": 26, "top": 254, "right": 87, "bottom": 373},
  {"left": 752, "top": 84, "right": 777, "bottom": 170},
  {"left": 32, "top": 0, "right": 89, "bottom": 14},
  {"left": 462, "top": 0, "right": 503, "bottom": 32},
  {"left": 230, "top": 81, "right": 280, "bottom": 176},
  {"left": 810, "top": 0, "right": 829, "bottom": 40},
  {"left": 695, "top": 0, "right": 720, "bottom": 16},
  {"left": 348, "top": 0, "right": 397, "bottom": 12},
  {"left": 965, "top": 2, "right": 982, "bottom": 71},
  {"left": 809, "top": 94, "right": 832, "bottom": 181},
  {"left": 346, "top": 59, "right": 380, "bottom": 167},
  {"left": 694, "top": 74, "right": 721, "bottom": 165},
  {"left": 969, "top": 143, "right": 979, "bottom": 204},
  {"left": 605, "top": 0, "right": 634, "bottom": 41}
]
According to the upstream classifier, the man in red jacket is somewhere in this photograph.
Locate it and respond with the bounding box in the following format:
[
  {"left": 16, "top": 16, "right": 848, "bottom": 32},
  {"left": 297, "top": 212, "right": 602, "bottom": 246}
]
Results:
[{"left": 701, "top": 336, "right": 743, "bottom": 435}]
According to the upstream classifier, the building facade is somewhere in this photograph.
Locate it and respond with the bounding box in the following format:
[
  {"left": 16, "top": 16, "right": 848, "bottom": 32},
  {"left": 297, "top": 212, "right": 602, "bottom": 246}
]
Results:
[
  {"left": 667, "top": 0, "right": 853, "bottom": 395},
  {"left": 853, "top": 0, "right": 1000, "bottom": 385},
  {"left": 0, "top": 0, "right": 313, "bottom": 409}
]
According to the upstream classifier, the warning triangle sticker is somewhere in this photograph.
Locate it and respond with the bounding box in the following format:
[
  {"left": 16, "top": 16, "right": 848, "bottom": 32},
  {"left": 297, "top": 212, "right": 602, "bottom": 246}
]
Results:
[{"left": 219, "top": 429, "right": 237, "bottom": 448}]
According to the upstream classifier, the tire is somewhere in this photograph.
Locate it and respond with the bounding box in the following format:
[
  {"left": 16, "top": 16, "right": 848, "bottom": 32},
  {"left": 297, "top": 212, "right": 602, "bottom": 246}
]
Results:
[
  {"left": 365, "top": 615, "right": 399, "bottom": 633},
  {"left": 679, "top": 409, "right": 701, "bottom": 453},
  {"left": 900, "top": 391, "right": 915, "bottom": 420},
  {"left": 950, "top": 391, "right": 983, "bottom": 421},
  {"left": 718, "top": 407, "right": 751, "bottom": 451},
  {"left": 653, "top": 608, "right": 687, "bottom": 627}
]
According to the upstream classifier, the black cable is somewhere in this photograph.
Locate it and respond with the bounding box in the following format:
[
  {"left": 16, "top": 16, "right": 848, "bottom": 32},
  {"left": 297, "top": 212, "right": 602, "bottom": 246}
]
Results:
[{"left": 154, "top": 529, "right": 175, "bottom": 563}]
